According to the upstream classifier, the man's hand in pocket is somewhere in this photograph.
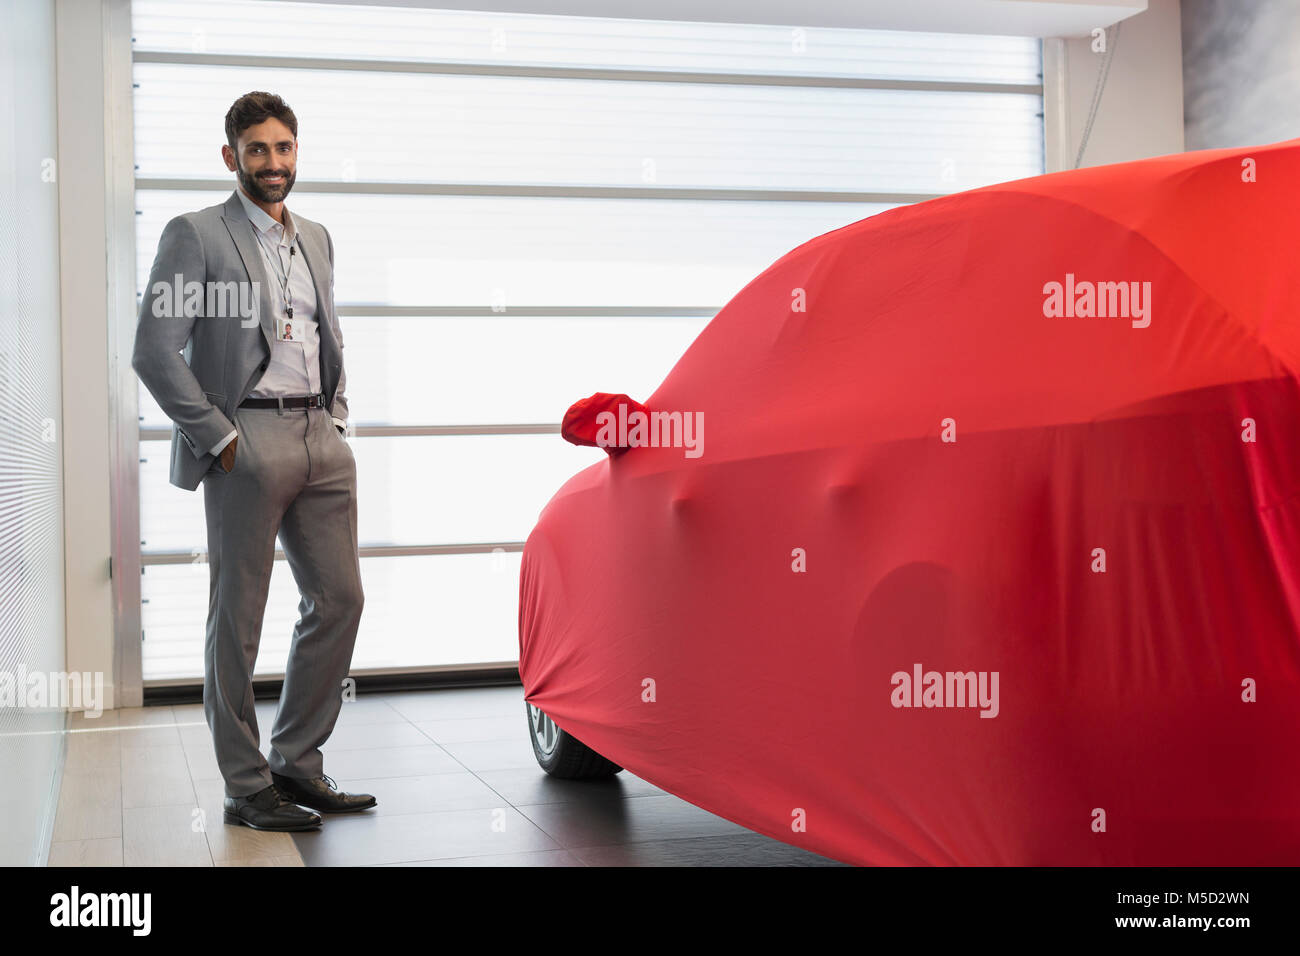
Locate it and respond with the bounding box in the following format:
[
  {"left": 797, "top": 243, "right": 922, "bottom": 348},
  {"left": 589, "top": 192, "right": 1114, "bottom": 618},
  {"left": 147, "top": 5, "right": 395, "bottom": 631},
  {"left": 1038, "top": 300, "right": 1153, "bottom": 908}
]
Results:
[{"left": 220, "top": 435, "right": 238, "bottom": 472}]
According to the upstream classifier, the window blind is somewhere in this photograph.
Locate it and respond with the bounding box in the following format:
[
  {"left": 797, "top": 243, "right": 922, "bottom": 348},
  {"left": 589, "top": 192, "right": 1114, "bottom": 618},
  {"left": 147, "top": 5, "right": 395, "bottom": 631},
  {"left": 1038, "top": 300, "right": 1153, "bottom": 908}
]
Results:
[{"left": 130, "top": 0, "right": 1044, "bottom": 680}]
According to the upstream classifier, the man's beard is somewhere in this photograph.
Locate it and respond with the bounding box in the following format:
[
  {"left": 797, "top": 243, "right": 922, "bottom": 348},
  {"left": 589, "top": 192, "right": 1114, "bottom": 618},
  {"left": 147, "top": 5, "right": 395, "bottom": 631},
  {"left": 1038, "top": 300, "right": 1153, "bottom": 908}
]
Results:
[{"left": 237, "top": 160, "right": 295, "bottom": 204}]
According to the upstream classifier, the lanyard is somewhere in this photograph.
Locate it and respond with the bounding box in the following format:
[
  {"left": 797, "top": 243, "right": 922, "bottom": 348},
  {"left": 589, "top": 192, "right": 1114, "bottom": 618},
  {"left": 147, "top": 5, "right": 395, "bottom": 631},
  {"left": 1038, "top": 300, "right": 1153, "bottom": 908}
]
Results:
[{"left": 251, "top": 222, "right": 297, "bottom": 319}]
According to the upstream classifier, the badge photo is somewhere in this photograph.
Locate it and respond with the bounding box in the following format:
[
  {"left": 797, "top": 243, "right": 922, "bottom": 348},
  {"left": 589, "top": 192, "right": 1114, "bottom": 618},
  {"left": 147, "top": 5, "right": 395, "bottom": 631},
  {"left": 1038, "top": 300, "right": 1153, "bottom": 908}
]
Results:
[{"left": 276, "top": 315, "right": 298, "bottom": 342}]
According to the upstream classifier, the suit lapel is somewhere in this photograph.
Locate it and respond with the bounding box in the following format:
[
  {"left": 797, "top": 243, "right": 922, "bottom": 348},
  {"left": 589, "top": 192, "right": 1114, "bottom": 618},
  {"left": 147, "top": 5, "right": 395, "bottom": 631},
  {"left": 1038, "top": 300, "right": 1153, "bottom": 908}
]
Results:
[
  {"left": 221, "top": 191, "right": 275, "bottom": 356},
  {"left": 295, "top": 224, "right": 341, "bottom": 405},
  {"left": 295, "top": 225, "right": 338, "bottom": 358}
]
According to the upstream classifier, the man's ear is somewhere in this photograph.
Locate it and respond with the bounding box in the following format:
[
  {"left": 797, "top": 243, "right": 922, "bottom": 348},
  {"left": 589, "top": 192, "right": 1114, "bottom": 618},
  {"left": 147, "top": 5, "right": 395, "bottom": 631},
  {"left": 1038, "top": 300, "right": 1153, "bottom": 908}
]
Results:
[{"left": 221, "top": 144, "right": 237, "bottom": 172}]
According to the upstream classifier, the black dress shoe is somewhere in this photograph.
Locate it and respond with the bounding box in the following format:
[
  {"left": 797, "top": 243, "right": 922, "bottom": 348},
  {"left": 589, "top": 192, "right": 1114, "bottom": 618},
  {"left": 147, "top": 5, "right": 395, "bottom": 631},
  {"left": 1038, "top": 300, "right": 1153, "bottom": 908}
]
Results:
[
  {"left": 223, "top": 784, "right": 322, "bottom": 831},
  {"left": 271, "top": 772, "right": 377, "bottom": 813}
]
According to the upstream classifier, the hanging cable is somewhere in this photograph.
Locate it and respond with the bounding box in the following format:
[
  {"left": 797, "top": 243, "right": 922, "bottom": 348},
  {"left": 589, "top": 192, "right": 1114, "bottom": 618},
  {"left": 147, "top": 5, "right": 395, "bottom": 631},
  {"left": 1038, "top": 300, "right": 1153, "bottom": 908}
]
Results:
[{"left": 1075, "top": 21, "right": 1122, "bottom": 168}]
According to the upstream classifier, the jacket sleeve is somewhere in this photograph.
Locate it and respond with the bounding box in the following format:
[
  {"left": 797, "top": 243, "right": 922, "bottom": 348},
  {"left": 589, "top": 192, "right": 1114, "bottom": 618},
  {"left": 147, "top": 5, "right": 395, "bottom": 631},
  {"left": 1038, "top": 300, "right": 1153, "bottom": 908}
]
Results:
[
  {"left": 324, "top": 224, "right": 349, "bottom": 428},
  {"left": 131, "top": 214, "right": 237, "bottom": 460}
]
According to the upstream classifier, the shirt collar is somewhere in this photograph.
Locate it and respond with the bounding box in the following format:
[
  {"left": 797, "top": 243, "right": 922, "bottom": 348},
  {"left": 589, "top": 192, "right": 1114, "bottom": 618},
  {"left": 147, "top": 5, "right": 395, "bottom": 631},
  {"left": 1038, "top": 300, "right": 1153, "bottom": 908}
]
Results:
[{"left": 235, "top": 187, "right": 296, "bottom": 244}]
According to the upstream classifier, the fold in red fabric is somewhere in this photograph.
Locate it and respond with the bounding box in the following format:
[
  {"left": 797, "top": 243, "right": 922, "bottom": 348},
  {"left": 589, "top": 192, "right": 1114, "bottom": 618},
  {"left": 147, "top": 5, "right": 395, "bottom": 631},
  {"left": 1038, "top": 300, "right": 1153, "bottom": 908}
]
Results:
[{"left": 520, "top": 139, "right": 1300, "bottom": 865}]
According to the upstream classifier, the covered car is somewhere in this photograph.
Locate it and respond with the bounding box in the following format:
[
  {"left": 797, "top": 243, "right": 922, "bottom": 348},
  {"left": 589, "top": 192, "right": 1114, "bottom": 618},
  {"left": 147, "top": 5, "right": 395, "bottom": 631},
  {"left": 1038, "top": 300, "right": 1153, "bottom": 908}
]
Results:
[{"left": 518, "top": 138, "right": 1300, "bottom": 865}]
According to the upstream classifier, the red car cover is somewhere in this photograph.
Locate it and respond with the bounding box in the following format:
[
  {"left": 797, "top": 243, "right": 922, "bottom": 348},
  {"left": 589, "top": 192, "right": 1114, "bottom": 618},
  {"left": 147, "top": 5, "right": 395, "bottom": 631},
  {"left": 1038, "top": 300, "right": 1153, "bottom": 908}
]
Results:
[{"left": 519, "top": 139, "right": 1300, "bottom": 865}]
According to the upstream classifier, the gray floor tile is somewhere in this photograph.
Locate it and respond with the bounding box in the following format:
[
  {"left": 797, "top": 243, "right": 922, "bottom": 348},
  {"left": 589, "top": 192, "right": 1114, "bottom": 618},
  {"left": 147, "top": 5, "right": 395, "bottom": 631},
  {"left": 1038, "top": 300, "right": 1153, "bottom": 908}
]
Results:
[
  {"left": 179, "top": 728, "right": 224, "bottom": 784},
  {"left": 63, "top": 726, "right": 122, "bottom": 772},
  {"left": 321, "top": 744, "right": 464, "bottom": 779},
  {"left": 121, "top": 744, "right": 196, "bottom": 809},
  {"left": 436, "top": 736, "right": 545, "bottom": 773},
  {"left": 314, "top": 720, "right": 431, "bottom": 751},
  {"left": 115, "top": 706, "right": 182, "bottom": 747},
  {"left": 331, "top": 696, "right": 406, "bottom": 725},
  {"left": 573, "top": 832, "right": 850, "bottom": 866},
  {"left": 47, "top": 837, "right": 124, "bottom": 867},
  {"left": 475, "top": 767, "right": 664, "bottom": 806},
  {"left": 52, "top": 764, "right": 122, "bottom": 842},
  {"left": 516, "top": 794, "right": 750, "bottom": 849},
  {"left": 171, "top": 702, "right": 205, "bottom": 721},
  {"left": 380, "top": 686, "right": 524, "bottom": 722},
  {"left": 68, "top": 709, "right": 121, "bottom": 732},
  {"left": 340, "top": 772, "right": 505, "bottom": 816},
  {"left": 291, "top": 805, "right": 560, "bottom": 866},
  {"left": 122, "top": 804, "right": 211, "bottom": 867},
  {"left": 53, "top": 686, "right": 837, "bottom": 868},
  {"left": 412, "top": 714, "right": 522, "bottom": 744},
  {"left": 380, "top": 848, "right": 585, "bottom": 867}
]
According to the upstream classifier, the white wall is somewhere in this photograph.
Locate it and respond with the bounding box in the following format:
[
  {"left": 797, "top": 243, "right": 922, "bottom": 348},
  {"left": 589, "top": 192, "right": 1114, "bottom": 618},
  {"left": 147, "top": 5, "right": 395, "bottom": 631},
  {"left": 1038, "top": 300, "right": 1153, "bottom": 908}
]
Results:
[
  {"left": 56, "top": 0, "right": 139, "bottom": 711},
  {"left": 1044, "top": 0, "right": 1185, "bottom": 171}
]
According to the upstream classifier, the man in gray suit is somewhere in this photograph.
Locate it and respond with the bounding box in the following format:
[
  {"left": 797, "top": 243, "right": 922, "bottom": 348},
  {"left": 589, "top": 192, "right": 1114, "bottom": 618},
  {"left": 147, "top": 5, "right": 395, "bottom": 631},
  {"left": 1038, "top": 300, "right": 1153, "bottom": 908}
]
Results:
[{"left": 133, "top": 91, "right": 376, "bottom": 831}]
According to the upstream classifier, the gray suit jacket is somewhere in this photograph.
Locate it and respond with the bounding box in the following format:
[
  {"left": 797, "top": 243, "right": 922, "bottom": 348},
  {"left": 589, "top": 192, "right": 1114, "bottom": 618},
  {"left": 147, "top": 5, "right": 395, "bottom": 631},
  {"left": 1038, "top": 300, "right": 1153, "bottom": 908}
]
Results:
[{"left": 132, "top": 190, "right": 348, "bottom": 491}]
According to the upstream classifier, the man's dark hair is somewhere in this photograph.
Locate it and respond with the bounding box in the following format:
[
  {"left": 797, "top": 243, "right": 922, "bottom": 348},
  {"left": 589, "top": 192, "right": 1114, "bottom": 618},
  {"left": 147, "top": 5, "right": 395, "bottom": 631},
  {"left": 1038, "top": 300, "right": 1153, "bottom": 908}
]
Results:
[{"left": 224, "top": 91, "right": 298, "bottom": 151}]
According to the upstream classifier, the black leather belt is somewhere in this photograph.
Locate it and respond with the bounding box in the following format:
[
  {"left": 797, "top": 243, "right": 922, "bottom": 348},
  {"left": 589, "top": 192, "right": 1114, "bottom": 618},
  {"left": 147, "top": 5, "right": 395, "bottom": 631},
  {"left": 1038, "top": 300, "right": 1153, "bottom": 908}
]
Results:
[{"left": 239, "top": 394, "right": 326, "bottom": 409}]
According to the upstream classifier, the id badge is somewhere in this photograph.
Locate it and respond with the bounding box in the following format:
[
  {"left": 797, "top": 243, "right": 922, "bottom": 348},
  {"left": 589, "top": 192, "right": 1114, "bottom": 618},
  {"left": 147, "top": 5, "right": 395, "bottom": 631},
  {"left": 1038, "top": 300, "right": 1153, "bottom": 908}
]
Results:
[{"left": 276, "top": 316, "right": 299, "bottom": 342}]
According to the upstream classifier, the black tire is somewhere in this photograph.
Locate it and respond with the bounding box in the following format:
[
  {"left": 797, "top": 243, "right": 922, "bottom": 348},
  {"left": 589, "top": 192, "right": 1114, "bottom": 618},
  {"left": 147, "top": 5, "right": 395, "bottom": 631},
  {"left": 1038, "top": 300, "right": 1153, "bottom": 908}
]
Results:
[{"left": 526, "top": 701, "right": 623, "bottom": 778}]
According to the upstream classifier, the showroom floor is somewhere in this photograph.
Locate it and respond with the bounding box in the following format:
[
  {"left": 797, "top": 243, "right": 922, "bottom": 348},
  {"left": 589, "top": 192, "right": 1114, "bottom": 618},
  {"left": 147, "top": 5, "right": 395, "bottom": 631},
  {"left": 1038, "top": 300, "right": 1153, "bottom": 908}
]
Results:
[{"left": 49, "top": 684, "right": 844, "bottom": 866}]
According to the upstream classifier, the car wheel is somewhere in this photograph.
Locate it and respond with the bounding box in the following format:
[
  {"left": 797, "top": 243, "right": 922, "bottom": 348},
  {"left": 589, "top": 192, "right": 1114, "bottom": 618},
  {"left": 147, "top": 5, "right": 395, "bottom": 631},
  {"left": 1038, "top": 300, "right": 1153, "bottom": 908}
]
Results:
[{"left": 526, "top": 701, "right": 623, "bottom": 778}]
